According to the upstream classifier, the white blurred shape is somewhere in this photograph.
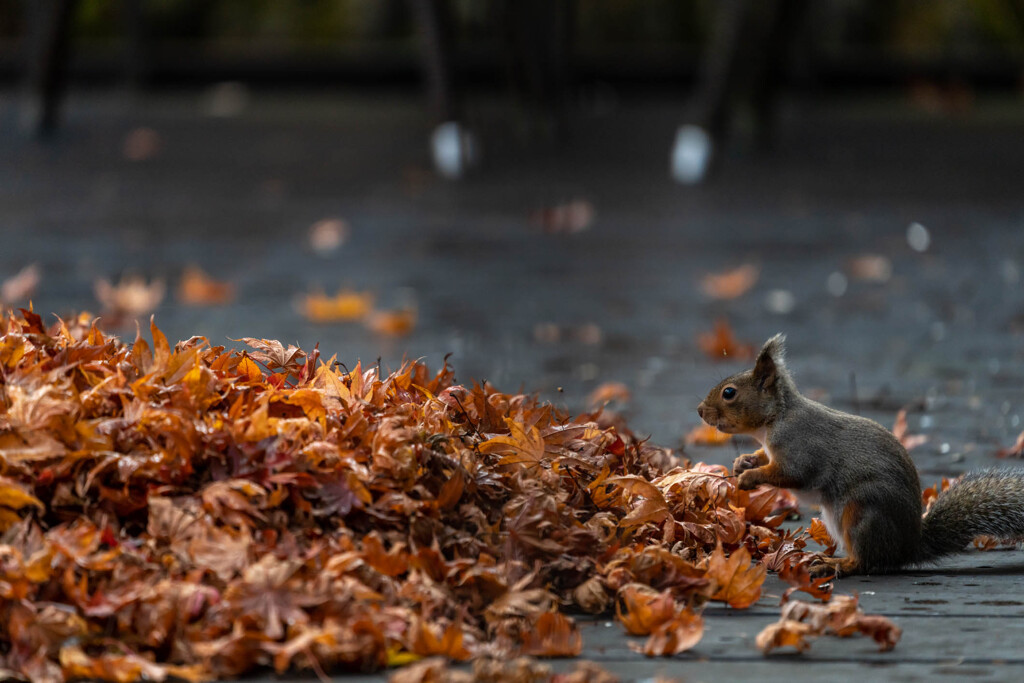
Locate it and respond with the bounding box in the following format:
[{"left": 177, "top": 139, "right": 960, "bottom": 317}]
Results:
[{"left": 670, "top": 125, "right": 713, "bottom": 185}]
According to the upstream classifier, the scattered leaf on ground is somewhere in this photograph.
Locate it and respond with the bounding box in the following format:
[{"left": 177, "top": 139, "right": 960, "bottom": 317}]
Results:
[
  {"left": 300, "top": 289, "right": 375, "bottom": 323},
  {"left": 997, "top": 430, "right": 1024, "bottom": 459},
  {"left": 94, "top": 275, "right": 165, "bottom": 320},
  {"left": 1, "top": 264, "right": 41, "bottom": 304},
  {"left": 308, "top": 218, "right": 350, "bottom": 255},
  {"left": 700, "top": 264, "right": 759, "bottom": 300},
  {"left": 178, "top": 264, "right": 235, "bottom": 306},
  {"left": 756, "top": 595, "right": 901, "bottom": 654},
  {"left": 892, "top": 409, "right": 927, "bottom": 451},
  {"left": 697, "top": 320, "right": 754, "bottom": 361},
  {"left": 530, "top": 200, "right": 595, "bottom": 234},
  {"left": 587, "top": 382, "right": 631, "bottom": 409}
]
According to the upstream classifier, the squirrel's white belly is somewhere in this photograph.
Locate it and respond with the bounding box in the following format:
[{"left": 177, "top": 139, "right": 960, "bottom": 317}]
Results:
[{"left": 789, "top": 490, "right": 845, "bottom": 552}]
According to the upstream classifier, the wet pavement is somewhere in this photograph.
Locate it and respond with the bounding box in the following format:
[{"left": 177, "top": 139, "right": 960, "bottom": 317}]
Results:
[{"left": 2, "top": 87, "right": 1024, "bottom": 681}]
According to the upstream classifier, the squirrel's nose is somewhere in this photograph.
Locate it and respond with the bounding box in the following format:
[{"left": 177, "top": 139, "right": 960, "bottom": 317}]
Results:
[{"left": 697, "top": 402, "right": 705, "bottom": 419}]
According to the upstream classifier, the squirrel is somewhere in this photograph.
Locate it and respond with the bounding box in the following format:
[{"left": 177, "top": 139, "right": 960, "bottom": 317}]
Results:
[{"left": 697, "top": 333, "right": 1024, "bottom": 577}]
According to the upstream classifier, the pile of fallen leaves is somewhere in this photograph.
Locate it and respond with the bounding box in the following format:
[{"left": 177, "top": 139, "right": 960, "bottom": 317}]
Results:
[{"left": 0, "top": 309, "right": 894, "bottom": 682}]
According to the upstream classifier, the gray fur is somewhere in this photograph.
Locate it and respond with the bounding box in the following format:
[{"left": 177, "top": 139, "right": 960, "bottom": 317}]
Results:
[{"left": 919, "top": 468, "right": 1024, "bottom": 561}]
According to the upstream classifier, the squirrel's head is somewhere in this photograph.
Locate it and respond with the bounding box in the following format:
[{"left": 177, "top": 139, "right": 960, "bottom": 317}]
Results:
[{"left": 697, "top": 334, "right": 793, "bottom": 434}]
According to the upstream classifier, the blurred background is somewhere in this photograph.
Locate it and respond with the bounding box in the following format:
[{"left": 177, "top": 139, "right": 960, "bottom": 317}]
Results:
[{"left": 1, "top": 0, "right": 1023, "bottom": 471}]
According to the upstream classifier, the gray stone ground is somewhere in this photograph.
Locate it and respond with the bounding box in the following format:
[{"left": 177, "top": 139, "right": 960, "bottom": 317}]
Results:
[{"left": 1, "top": 87, "right": 1024, "bottom": 681}]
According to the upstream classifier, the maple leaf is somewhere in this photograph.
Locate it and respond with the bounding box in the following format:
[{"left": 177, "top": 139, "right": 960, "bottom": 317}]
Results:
[
  {"left": 700, "top": 264, "right": 759, "bottom": 300},
  {"left": 479, "top": 419, "right": 546, "bottom": 467},
  {"left": 892, "top": 409, "right": 927, "bottom": 451},
  {"left": 705, "top": 544, "right": 765, "bottom": 609},
  {"left": 236, "top": 337, "right": 306, "bottom": 374},
  {"left": 696, "top": 319, "right": 754, "bottom": 361},
  {"left": 177, "top": 264, "right": 235, "bottom": 305},
  {"left": 223, "top": 555, "right": 321, "bottom": 640}
]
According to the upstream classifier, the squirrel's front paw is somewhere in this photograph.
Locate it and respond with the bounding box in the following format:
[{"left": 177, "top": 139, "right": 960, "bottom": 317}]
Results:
[
  {"left": 733, "top": 453, "right": 762, "bottom": 476},
  {"left": 736, "top": 470, "right": 760, "bottom": 490}
]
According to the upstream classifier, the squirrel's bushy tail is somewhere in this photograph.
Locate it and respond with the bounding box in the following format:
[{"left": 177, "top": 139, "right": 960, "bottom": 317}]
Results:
[{"left": 919, "top": 468, "right": 1024, "bottom": 562}]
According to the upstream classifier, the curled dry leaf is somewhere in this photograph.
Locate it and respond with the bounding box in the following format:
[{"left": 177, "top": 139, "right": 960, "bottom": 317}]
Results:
[
  {"left": 0, "top": 309, "right": 839, "bottom": 681},
  {"left": 696, "top": 319, "right": 754, "bottom": 362},
  {"left": 639, "top": 609, "right": 704, "bottom": 657},
  {"left": 700, "top": 264, "right": 759, "bottom": 300},
  {"left": 807, "top": 518, "right": 835, "bottom": 550},
  {"left": 756, "top": 595, "right": 901, "bottom": 655},
  {"left": 178, "top": 264, "right": 235, "bottom": 306}
]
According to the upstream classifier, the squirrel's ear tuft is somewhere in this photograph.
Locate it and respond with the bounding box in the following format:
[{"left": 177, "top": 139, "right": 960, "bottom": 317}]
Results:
[{"left": 753, "top": 334, "right": 787, "bottom": 391}]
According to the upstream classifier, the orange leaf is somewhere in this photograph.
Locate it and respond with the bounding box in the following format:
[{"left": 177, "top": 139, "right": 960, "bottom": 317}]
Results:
[
  {"left": 807, "top": 518, "right": 835, "bottom": 548},
  {"left": 586, "top": 381, "right": 631, "bottom": 408},
  {"left": 178, "top": 264, "right": 235, "bottom": 306},
  {"left": 367, "top": 308, "right": 417, "bottom": 337},
  {"left": 700, "top": 264, "right": 759, "bottom": 300},
  {"left": 615, "top": 585, "right": 677, "bottom": 636},
  {"left": 410, "top": 619, "right": 472, "bottom": 661},
  {"left": 300, "top": 289, "right": 374, "bottom": 323},
  {"left": 640, "top": 608, "right": 704, "bottom": 657},
  {"left": 892, "top": 410, "right": 927, "bottom": 451},
  {"left": 706, "top": 544, "right": 765, "bottom": 609},
  {"left": 479, "top": 419, "right": 546, "bottom": 467},
  {"left": 520, "top": 611, "right": 582, "bottom": 657},
  {"left": 696, "top": 319, "right": 754, "bottom": 361},
  {"left": 997, "top": 430, "right": 1024, "bottom": 458}
]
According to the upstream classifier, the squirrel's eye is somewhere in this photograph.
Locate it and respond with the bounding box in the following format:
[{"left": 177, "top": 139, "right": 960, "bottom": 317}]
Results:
[{"left": 722, "top": 387, "right": 737, "bottom": 401}]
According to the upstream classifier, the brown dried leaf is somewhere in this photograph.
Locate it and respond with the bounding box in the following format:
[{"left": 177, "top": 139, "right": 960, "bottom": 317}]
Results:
[
  {"left": 178, "top": 264, "right": 235, "bottom": 305},
  {"left": 696, "top": 320, "right": 754, "bottom": 361},
  {"left": 892, "top": 410, "right": 927, "bottom": 451},
  {"left": 997, "top": 430, "right": 1024, "bottom": 459},
  {"left": 300, "top": 289, "right": 374, "bottom": 323},
  {"left": 706, "top": 544, "right": 765, "bottom": 609},
  {"left": 700, "top": 264, "right": 759, "bottom": 300}
]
